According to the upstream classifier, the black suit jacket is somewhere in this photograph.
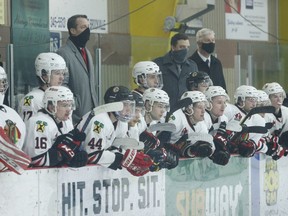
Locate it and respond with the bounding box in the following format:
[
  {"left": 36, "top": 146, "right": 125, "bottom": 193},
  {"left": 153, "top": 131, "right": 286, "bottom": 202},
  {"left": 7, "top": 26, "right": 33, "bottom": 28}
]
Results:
[{"left": 190, "top": 51, "right": 226, "bottom": 91}]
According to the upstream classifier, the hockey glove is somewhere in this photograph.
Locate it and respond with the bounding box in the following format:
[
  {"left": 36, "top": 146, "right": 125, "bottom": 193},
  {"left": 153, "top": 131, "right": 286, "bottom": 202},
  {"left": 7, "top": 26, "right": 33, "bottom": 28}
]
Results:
[
  {"left": 121, "top": 149, "right": 153, "bottom": 176},
  {"left": 68, "top": 151, "right": 88, "bottom": 167},
  {"left": 147, "top": 147, "right": 179, "bottom": 171},
  {"left": 139, "top": 130, "right": 160, "bottom": 152},
  {"left": 53, "top": 129, "right": 86, "bottom": 162},
  {"left": 279, "top": 131, "right": 288, "bottom": 148},
  {"left": 210, "top": 122, "right": 231, "bottom": 165},
  {"left": 238, "top": 140, "right": 257, "bottom": 157}
]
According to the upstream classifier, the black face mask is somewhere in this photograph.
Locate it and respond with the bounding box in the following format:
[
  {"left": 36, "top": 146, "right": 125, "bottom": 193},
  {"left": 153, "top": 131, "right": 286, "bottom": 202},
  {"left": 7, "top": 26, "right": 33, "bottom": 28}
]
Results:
[
  {"left": 202, "top": 42, "right": 215, "bottom": 54},
  {"left": 70, "top": 28, "right": 90, "bottom": 48},
  {"left": 171, "top": 49, "right": 188, "bottom": 64}
]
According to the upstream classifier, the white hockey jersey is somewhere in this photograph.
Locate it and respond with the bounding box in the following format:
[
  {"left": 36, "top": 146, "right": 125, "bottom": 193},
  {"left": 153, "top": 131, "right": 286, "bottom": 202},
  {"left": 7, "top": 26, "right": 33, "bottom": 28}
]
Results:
[
  {"left": 204, "top": 111, "right": 228, "bottom": 135},
  {"left": 0, "top": 104, "right": 26, "bottom": 171},
  {"left": 22, "top": 111, "right": 73, "bottom": 166},
  {"left": 0, "top": 104, "right": 26, "bottom": 149},
  {"left": 168, "top": 109, "right": 209, "bottom": 144},
  {"left": 224, "top": 103, "right": 266, "bottom": 144},
  {"left": 77, "top": 112, "right": 129, "bottom": 168},
  {"left": 18, "top": 88, "right": 44, "bottom": 123},
  {"left": 264, "top": 105, "right": 288, "bottom": 136}
]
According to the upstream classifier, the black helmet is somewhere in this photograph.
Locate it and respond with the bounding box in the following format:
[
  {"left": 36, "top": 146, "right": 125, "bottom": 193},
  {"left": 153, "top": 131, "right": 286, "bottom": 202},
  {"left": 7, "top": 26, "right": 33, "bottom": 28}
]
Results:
[
  {"left": 131, "top": 91, "right": 144, "bottom": 108},
  {"left": 104, "top": 86, "right": 133, "bottom": 104},
  {"left": 186, "top": 71, "right": 213, "bottom": 90}
]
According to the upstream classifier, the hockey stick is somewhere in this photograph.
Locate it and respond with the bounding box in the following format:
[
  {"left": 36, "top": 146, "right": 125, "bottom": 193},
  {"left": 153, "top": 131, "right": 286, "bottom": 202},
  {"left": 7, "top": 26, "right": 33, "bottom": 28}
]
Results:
[
  {"left": 146, "top": 123, "right": 176, "bottom": 133},
  {"left": 239, "top": 106, "right": 275, "bottom": 126},
  {"left": 165, "top": 97, "right": 193, "bottom": 122},
  {"left": 226, "top": 121, "right": 268, "bottom": 134},
  {"left": 112, "top": 137, "right": 144, "bottom": 150},
  {"left": 77, "top": 102, "right": 124, "bottom": 132},
  {"left": 230, "top": 106, "right": 275, "bottom": 142}
]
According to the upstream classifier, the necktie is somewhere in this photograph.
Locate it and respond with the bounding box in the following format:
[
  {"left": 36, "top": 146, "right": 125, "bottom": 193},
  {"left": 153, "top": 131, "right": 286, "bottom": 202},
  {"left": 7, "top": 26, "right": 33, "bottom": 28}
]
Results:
[
  {"left": 81, "top": 48, "right": 88, "bottom": 65},
  {"left": 205, "top": 59, "right": 210, "bottom": 67}
]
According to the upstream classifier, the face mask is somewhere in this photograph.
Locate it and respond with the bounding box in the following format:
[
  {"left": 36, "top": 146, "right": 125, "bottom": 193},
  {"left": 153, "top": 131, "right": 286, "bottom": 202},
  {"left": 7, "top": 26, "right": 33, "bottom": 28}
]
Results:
[
  {"left": 70, "top": 28, "right": 90, "bottom": 47},
  {"left": 171, "top": 49, "right": 188, "bottom": 64},
  {"left": 202, "top": 42, "right": 215, "bottom": 54}
]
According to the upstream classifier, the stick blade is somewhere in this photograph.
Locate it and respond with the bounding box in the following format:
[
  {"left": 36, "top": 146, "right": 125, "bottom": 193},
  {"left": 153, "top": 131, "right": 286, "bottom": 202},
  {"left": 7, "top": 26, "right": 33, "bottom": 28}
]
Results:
[
  {"left": 249, "top": 106, "right": 275, "bottom": 116},
  {"left": 147, "top": 123, "right": 176, "bottom": 133},
  {"left": 112, "top": 138, "right": 144, "bottom": 150},
  {"left": 93, "top": 102, "right": 124, "bottom": 116}
]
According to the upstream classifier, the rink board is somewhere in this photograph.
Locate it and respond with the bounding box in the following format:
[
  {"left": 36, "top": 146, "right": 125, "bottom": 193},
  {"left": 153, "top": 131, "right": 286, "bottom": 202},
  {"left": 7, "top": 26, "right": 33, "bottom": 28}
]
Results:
[
  {"left": 0, "top": 165, "right": 165, "bottom": 216},
  {"left": 1, "top": 155, "right": 288, "bottom": 216}
]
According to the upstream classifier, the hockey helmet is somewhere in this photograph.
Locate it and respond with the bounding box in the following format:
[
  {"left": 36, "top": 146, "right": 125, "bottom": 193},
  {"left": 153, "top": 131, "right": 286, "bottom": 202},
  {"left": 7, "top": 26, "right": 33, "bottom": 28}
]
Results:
[
  {"left": 35, "top": 52, "right": 67, "bottom": 84},
  {"left": 143, "top": 88, "right": 169, "bottom": 106},
  {"left": 205, "top": 86, "right": 229, "bottom": 102},
  {"left": 181, "top": 91, "right": 208, "bottom": 115},
  {"left": 132, "top": 61, "right": 163, "bottom": 89},
  {"left": 234, "top": 85, "right": 258, "bottom": 103},
  {"left": 104, "top": 86, "right": 135, "bottom": 122},
  {"left": 262, "top": 82, "right": 286, "bottom": 97},
  {"left": 186, "top": 71, "right": 213, "bottom": 90},
  {"left": 257, "top": 90, "right": 271, "bottom": 106},
  {"left": 43, "top": 86, "right": 75, "bottom": 115}
]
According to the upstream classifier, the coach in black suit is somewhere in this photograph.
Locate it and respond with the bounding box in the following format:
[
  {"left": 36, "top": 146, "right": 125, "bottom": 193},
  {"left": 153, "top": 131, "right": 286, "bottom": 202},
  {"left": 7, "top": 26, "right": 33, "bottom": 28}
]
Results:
[{"left": 189, "top": 28, "right": 226, "bottom": 91}]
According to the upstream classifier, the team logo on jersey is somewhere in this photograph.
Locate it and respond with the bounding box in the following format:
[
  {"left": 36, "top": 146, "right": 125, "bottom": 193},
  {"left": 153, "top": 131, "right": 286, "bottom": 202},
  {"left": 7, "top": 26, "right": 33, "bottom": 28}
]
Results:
[
  {"left": 4, "top": 120, "right": 21, "bottom": 144},
  {"left": 234, "top": 113, "right": 242, "bottom": 121},
  {"left": 36, "top": 121, "right": 47, "bottom": 133},
  {"left": 23, "top": 95, "right": 34, "bottom": 106},
  {"left": 169, "top": 114, "right": 175, "bottom": 121},
  {"left": 93, "top": 121, "right": 104, "bottom": 134}
]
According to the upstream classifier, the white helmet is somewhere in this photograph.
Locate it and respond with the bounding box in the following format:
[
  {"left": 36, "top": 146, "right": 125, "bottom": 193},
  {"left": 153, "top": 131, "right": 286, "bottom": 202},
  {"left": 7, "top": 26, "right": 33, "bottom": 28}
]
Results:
[
  {"left": 43, "top": 86, "right": 74, "bottom": 115},
  {"left": 143, "top": 88, "right": 170, "bottom": 111},
  {"left": 205, "top": 86, "right": 229, "bottom": 102},
  {"left": 257, "top": 90, "right": 271, "bottom": 106},
  {"left": 35, "top": 52, "right": 66, "bottom": 84},
  {"left": 234, "top": 85, "right": 258, "bottom": 103},
  {"left": 262, "top": 82, "right": 286, "bottom": 97},
  {"left": 0, "top": 66, "right": 8, "bottom": 95},
  {"left": 181, "top": 91, "right": 207, "bottom": 104},
  {"left": 132, "top": 61, "right": 163, "bottom": 89},
  {"left": 180, "top": 91, "right": 208, "bottom": 116}
]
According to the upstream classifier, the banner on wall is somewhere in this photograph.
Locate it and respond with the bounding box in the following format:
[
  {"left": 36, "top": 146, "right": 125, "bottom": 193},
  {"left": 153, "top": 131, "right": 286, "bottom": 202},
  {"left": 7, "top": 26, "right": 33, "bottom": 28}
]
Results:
[
  {"left": 259, "top": 155, "right": 288, "bottom": 215},
  {"left": 165, "top": 157, "right": 251, "bottom": 216},
  {"left": 49, "top": 0, "right": 108, "bottom": 33},
  {"left": 225, "top": 0, "right": 268, "bottom": 41}
]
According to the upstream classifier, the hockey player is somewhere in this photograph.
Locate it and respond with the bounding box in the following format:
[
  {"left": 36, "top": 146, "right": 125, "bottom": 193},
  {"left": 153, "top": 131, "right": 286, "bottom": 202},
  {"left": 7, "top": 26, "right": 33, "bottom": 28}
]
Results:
[
  {"left": 132, "top": 61, "right": 163, "bottom": 95},
  {"left": 260, "top": 82, "right": 288, "bottom": 159},
  {"left": 18, "top": 52, "right": 66, "bottom": 123},
  {"left": 22, "top": 86, "right": 87, "bottom": 167},
  {"left": 140, "top": 88, "right": 179, "bottom": 170},
  {"left": 186, "top": 71, "right": 213, "bottom": 92},
  {"left": 204, "top": 86, "right": 229, "bottom": 133},
  {"left": 168, "top": 90, "right": 215, "bottom": 158},
  {"left": 0, "top": 66, "right": 28, "bottom": 172},
  {"left": 76, "top": 85, "right": 153, "bottom": 176},
  {"left": 127, "top": 91, "right": 146, "bottom": 140},
  {"left": 224, "top": 85, "right": 266, "bottom": 157},
  {"left": 204, "top": 86, "right": 231, "bottom": 165}
]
